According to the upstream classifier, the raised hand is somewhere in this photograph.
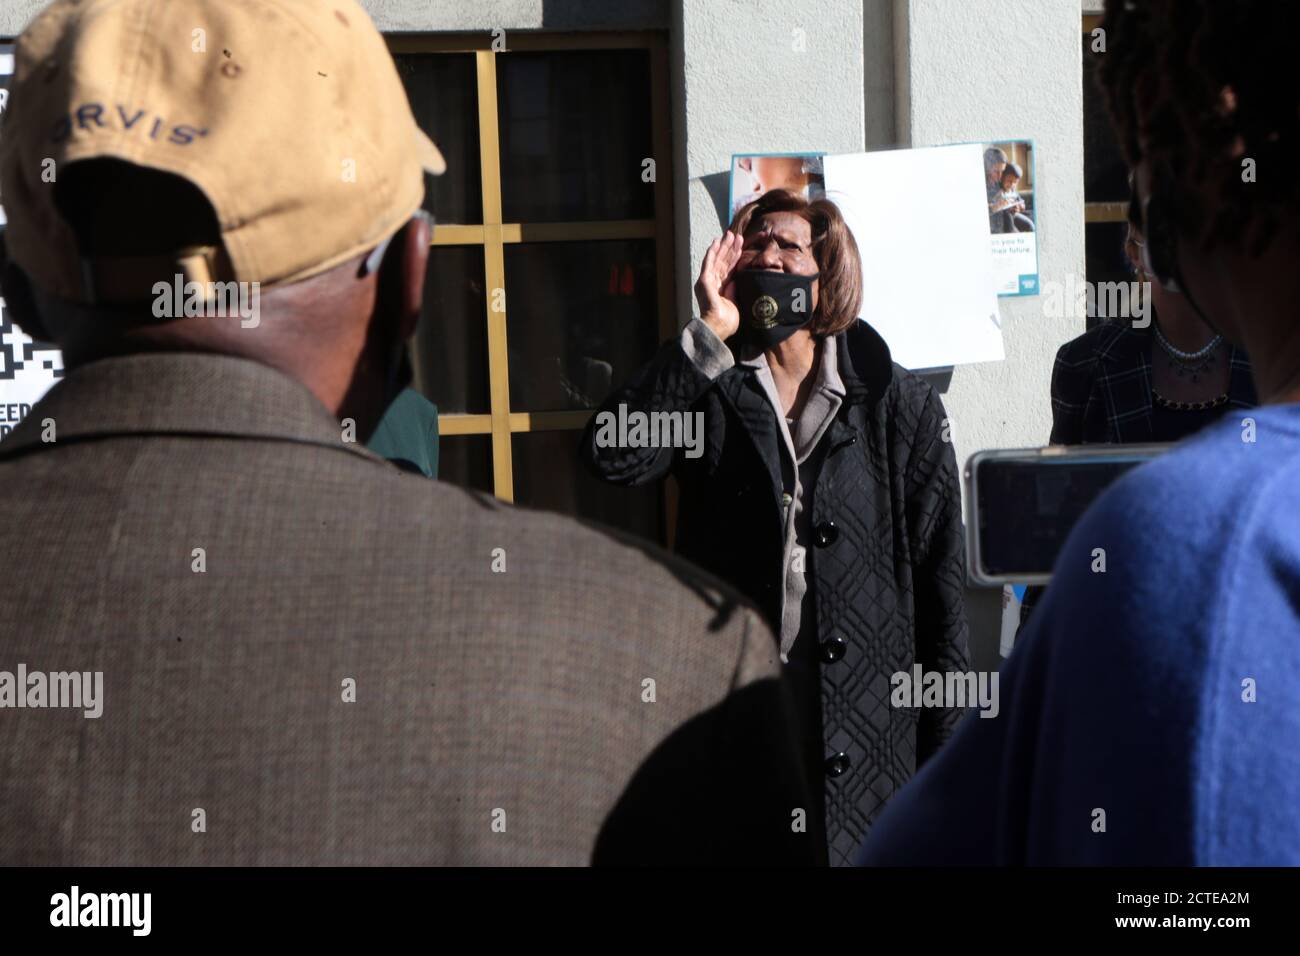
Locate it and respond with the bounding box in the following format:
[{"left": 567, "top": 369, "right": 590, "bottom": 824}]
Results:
[{"left": 694, "top": 231, "right": 744, "bottom": 342}]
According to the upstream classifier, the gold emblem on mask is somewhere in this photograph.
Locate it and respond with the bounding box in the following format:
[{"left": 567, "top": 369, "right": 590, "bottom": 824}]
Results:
[{"left": 751, "top": 294, "right": 779, "bottom": 328}]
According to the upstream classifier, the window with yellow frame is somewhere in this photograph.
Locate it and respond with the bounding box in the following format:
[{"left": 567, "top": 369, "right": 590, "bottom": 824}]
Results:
[{"left": 389, "top": 33, "right": 676, "bottom": 544}]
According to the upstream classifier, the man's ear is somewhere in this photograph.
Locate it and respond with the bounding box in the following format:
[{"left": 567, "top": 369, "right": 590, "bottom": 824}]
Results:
[
  {"left": 390, "top": 214, "right": 430, "bottom": 341},
  {"left": 0, "top": 236, "right": 53, "bottom": 342}
]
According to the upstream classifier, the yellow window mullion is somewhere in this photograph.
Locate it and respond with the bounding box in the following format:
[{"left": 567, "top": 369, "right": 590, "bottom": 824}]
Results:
[
  {"left": 430, "top": 224, "right": 487, "bottom": 245},
  {"left": 438, "top": 414, "right": 494, "bottom": 436},
  {"left": 1085, "top": 202, "right": 1129, "bottom": 224},
  {"left": 476, "top": 49, "right": 515, "bottom": 502}
]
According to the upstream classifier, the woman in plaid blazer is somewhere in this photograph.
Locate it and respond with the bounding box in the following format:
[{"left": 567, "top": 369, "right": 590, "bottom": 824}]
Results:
[
  {"left": 1019, "top": 222, "right": 1257, "bottom": 628},
  {"left": 1052, "top": 220, "right": 1256, "bottom": 445}
]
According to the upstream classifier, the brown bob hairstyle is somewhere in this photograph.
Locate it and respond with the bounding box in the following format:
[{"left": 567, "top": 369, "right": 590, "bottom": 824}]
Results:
[{"left": 728, "top": 188, "right": 864, "bottom": 337}]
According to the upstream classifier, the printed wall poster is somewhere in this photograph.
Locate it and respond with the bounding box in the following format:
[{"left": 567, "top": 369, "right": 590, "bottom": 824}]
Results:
[
  {"left": 1000, "top": 584, "right": 1027, "bottom": 658},
  {"left": 728, "top": 153, "right": 824, "bottom": 222},
  {"left": 982, "top": 139, "right": 1040, "bottom": 296}
]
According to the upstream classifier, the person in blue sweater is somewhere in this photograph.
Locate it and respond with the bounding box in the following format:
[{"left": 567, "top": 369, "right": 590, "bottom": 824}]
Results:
[{"left": 859, "top": 0, "right": 1300, "bottom": 866}]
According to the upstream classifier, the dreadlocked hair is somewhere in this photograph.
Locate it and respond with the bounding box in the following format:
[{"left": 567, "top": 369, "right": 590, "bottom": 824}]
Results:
[{"left": 1097, "top": 0, "right": 1300, "bottom": 256}]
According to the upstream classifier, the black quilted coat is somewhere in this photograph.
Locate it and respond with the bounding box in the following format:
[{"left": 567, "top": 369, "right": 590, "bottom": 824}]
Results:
[{"left": 580, "top": 320, "right": 972, "bottom": 865}]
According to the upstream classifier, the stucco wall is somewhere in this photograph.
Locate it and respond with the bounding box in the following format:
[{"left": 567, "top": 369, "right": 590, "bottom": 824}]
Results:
[
  {"left": 863, "top": 0, "right": 897, "bottom": 148},
  {"left": 0, "top": 1, "right": 45, "bottom": 34},
  {"left": 902, "top": 0, "right": 1084, "bottom": 479},
  {"left": 674, "top": 0, "right": 865, "bottom": 319},
  {"left": 362, "top": 0, "right": 667, "bottom": 32}
]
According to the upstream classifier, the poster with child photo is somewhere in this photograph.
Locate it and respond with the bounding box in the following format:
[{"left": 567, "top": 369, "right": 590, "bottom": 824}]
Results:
[{"left": 983, "top": 140, "right": 1040, "bottom": 296}]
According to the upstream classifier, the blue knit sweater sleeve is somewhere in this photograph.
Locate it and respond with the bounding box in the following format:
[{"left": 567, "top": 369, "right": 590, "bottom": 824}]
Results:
[{"left": 858, "top": 404, "right": 1300, "bottom": 866}]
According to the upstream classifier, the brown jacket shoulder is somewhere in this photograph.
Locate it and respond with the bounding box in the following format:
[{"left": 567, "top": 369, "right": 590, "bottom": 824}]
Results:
[{"left": 0, "top": 353, "right": 813, "bottom": 865}]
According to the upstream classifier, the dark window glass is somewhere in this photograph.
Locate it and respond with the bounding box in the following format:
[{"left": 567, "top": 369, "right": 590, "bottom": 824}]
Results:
[
  {"left": 394, "top": 52, "right": 483, "bottom": 224},
  {"left": 1085, "top": 221, "right": 1132, "bottom": 330},
  {"left": 1083, "top": 36, "right": 1129, "bottom": 203},
  {"left": 438, "top": 435, "right": 494, "bottom": 494},
  {"left": 412, "top": 246, "right": 490, "bottom": 414},
  {"left": 512, "top": 430, "right": 660, "bottom": 542},
  {"left": 497, "top": 50, "right": 654, "bottom": 223},
  {"left": 504, "top": 240, "right": 659, "bottom": 412}
]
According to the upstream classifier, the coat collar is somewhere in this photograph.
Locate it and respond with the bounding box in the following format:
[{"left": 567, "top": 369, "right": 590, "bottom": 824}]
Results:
[
  {"left": 711, "top": 321, "right": 894, "bottom": 513},
  {"left": 735, "top": 332, "right": 847, "bottom": 401},
  {"left": 835, "top": 320, "right": 895, "bottom": 406},
  {"left": 1092, "top": 320, "right": 1150, "bottom": 366},
  {"left": 715, "top": 318, "right": 895, "bottom": 434},
  {"left": 0, "top": 351, "right": 383, "bottom": 465},
  {"left": 727, "top": 319, "right": 893, "bottom": 407}
]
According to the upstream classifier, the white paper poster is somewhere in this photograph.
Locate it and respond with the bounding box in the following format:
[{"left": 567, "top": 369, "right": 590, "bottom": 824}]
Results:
[{"left": 824, "top": 144, "right": 1004, "bottom": 370}]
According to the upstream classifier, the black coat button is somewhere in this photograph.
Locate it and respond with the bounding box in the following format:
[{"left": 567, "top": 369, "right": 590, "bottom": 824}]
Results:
[
  {"left": 825, "top": 752, "right": 850, "bottom": 777},
  {"left": 813, "top": 521, "right": 838, "bottom": 547},
  {"left": 820, "top": 636, "right": 847, "bottom": 663}
]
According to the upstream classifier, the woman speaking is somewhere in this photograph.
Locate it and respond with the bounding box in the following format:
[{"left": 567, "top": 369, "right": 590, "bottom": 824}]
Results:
[{"left": 581, "top": 189, "right": 971, "bottom": 865}]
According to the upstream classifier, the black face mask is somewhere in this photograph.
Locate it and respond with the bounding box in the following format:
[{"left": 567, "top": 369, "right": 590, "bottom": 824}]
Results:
[{"left": 731, "top": 268, "right": 820, "bottom": 348}]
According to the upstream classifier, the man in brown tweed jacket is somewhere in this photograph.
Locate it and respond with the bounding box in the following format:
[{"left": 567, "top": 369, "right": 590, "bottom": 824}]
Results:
[{"left": 0, "top": 0, "right": 811, "bottom": 865}]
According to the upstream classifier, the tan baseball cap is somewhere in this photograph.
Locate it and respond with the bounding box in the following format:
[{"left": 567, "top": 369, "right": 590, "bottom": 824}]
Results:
[{"left": 0, "top": 0, "right": 445, "bottom": 304}]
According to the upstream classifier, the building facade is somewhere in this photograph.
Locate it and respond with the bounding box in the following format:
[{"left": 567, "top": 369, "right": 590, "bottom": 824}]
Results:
[{"left": 0, "top": 0, "right": 1118, "bottom": 665}]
